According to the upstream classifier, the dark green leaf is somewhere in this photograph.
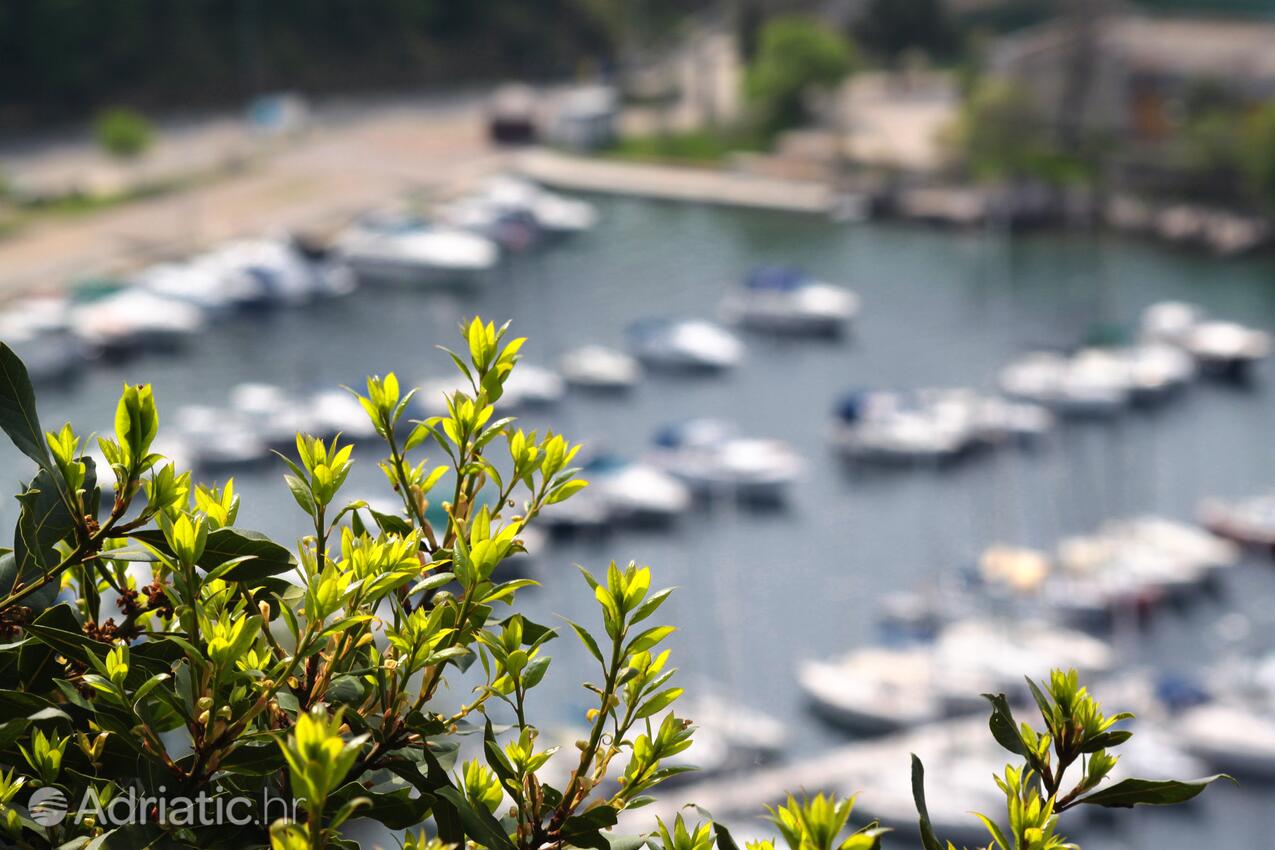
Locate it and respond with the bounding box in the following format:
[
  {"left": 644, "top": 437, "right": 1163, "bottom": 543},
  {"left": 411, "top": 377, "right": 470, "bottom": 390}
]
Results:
[
  {"left": 13, "top": 468, "right": 78, "bottom": 609},
  {"left": 1080, "top": 729, "right": 1133, "bottom": 753},
  {"left": 0, "top": 343, "right": 52, "bottom": 469},
  {"left": 435, "top": 785, "right": 516, "bottom": 850},
  {"left": 329, "top": 781, "right": 434, "bottom": 830},
  {"left": 911, "top": 754, "right": 944, "bottom": 850},
  {"left": 1076, "top": 775, "right": 1232, "bottom": 808},
  {"left": 981, "top": 693, "right": 1027, "bottom": 756}
]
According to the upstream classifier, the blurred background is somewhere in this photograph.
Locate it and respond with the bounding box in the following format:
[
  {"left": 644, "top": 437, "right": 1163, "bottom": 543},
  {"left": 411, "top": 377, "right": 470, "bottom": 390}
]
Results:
[{"left": 4, "top": 1, "right": 1275, "bottom": 848}]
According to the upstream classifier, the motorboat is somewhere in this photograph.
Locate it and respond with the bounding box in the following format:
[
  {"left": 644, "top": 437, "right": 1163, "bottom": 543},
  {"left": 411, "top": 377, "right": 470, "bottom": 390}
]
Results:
[
  {"left": 999, "top": 350, "right": 1131, "bottom": 416},
  {"left": 480, "top": 175, "right": 598, "bottom": 236},
  {"left": 720, "top": 265, "right": 859, "bottom": 336},
  {"left": 1199, "top": 493, "right": 1275, "bottom": 554},
  {"left": 501, "top": 364, "right": 566, "bottom": 408},
  {"left": 228, "top": 382, "right": 317, "bottom": 450},
  {"left": 589, "top": 455, "right": 691, "bottom": 524},
  {"left": 1177, "top": 703, "right": 1275, "bottom": 780},
  {"left": 558, "top": 345, "right": 641, "bottom": 390},
  {"left": 627, "top": 319, "right": 743, "bottom": 371},
  {"left": 437, "top": 196, "right": 542, "bottom": 251},
  {"left": 1174, "top": 654, "right": 1275, "bottom": 780},
  {"left": 919, "top": 388, "right": 1053, "bottom": 446},
  {"left": 200, "top": 239, "right": 321, "bottom": 307},
  {"left": 174, "top": 405, "right": 271, "bottom": 472},
  {"left": 800, "top": 620, "right": 1113, "bottom": 735},
  {"left": 68, "top": 286, "right": 205, "bottom": 357},
  {"left": 1185, "top": 320, "right": 1270, "bottom": 379},
  {"left": 337, "top": 214, "right": 499, "bottom": 286},
  {"left": 1120, "top": 344, "right": 1196, "bottom": 401},
  {"left": 650, "top": 418, "right": 803, "bottom": 502},
  {"left": 137, "top": 261, "right": 244, "bottom": 315},
  {"left": 831, "top": 390, "right": 970, "bottom": 463},
  {"left": 1044, "top": 517, "right": 1239, "bottom": 626},
  {"left": 1139, "top": 301, "right": 1270, "bottom": 380},
  {"left": 1140, "top": 301, "right": 1205, "bottom": 346}
]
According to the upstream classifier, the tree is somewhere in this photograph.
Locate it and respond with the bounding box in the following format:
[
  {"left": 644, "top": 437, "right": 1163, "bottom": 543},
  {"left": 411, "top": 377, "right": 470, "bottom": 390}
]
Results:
[
  {"left": 745, "top": 16, "right": 856, "bottom": 138},
  {"left": 950, "top": 78, "right": 1092, "bottom": 185},
  {"left": 93, "top": 107, "right": 153, "bottom": 160},
  {"left": 0, "top": 320, "right": 1224, "bottom": 849},
  {"left": 1239, "top": 101, "right": 1275, "bottom": 209}
]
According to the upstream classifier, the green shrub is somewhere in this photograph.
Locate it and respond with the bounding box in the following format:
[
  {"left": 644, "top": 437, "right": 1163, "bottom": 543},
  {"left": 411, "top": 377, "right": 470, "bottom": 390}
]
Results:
[
  {"left": 93, "top": 108, "right": 153, "bottom": 160},
  {"left": 745, "top": 17, "right": 856, "bottom": 138}
]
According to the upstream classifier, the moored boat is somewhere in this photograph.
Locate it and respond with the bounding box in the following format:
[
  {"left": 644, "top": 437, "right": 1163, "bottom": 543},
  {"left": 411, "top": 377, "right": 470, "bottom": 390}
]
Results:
[
  {"left": 720, "top": 265, "right": 859, "bottom": 336},
  {"left": 627, "top": 319, "right": 744, "bottom": 371}
]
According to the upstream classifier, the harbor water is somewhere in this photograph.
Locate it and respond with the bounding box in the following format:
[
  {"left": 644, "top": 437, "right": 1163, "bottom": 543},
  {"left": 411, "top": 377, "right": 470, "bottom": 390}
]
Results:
[{"left": 10, "top": 196, "right": 1275, "bottom": 848}]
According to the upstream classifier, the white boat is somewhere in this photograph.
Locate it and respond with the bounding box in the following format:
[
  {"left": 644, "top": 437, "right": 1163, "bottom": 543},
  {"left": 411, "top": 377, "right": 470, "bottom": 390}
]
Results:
[
  {"left": 591, "top": 456, "right": 691, "bottom": 523},
  {"left": 229, "top": 382, "right": 317, "bottom": 449},
  {"left": 627, "top": 319, "right": 743, "bottom": 371},
  {"left": 800, "top": 620, "right": 1113, "bottom": 735},
  {"left": 1175, "top": 655, "right": 1275, "bottom": 779},
  {"left": 558, "top": 345, "right": 641, "bottom": 390},
  {"left": 720, "top": 266, "right": 859, "bottom": 336},
  {"left": 999, "top": 350, "right": 1131, "bottom": 416},
  {"left": 1121, "top": 343, "right": 1196, "bottom": 401},
  {"left": 1140, "top": 300, "right": 1205, "bottom": 346},
  {"left": 137, "top": 261, "right": 244, "bottom": 314},
  {"left": 831, "top": 390, "right": 970, "bottom": 463},
  {"left": 1177, "top": 703, "right": 1275, "bottom": 780},
  {"left": 338, "top": 214, "right": 499, "bottom": 285},
  {"left": 1140, "top": 301, "right": 1270, "bottom": 379},
  {"left": 1186, "top": 320, "right": 1270, "bottom": 378},
  {"left": 174, "top": 405, "right": 271, "bottom": 471},
  {"left": 69, "top": 287, "right": 205, "bottom": 356},
  {"left": 200, "top": 239, "right": 322, "bottom": 306},
  {"left": 480, "top": 175, "right": 597, "bottom": 235},
  {"left": 1199, "top": 493, "right": 1275, "bottom": 553},
  {"left": 650, "top": 419, "right": 803, "bottom": 502},
  {"left": 437, "top": 196, "right": 542, "bottom": 251},
  {"left": 501, "top": 364, "right": 566, "bottom": 407},
  {"left": 1042, "top": 517, "right": 1238, "bottom": 627}
]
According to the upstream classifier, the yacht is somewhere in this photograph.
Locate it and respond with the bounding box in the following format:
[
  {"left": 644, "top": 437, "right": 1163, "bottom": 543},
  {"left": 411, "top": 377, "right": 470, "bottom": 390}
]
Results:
[
  {"left": 627, "top": 319, "right": 744, "bottom": 371},
  {"left": 558, "top": 345, "right": 641, "bottom": 390},
  {"left": 650, "top": 418, "right": 803, "bottom": 502},
  {"left": 338, "top": 214, "right": 499, "bottom": 285},
  {"left": 720, "top": 265, "right": 859, "bottom": 336}
]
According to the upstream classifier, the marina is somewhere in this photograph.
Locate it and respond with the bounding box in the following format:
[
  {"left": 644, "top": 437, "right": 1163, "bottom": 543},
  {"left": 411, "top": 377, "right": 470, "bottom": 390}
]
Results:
[{"left": 6, "top": 193, "right": 1275, "bottom": 848}]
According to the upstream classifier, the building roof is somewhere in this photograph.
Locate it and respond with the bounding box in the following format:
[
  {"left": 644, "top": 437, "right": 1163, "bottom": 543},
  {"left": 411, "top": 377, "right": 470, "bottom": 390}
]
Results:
[{"left": 995, "top": 14, "right": 1275, "bottom": 83}]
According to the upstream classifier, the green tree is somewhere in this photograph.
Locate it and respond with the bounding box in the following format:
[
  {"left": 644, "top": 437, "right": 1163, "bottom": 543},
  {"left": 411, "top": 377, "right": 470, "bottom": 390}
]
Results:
[
  {"left": 745, "top": 16, "right": 856, "bottom": 137},
  {"left": 950, "top": 78, "right": 1092, "bottom": 185},
  {"left": 93, "top": 107, "right": 153, "bottom": 160}
]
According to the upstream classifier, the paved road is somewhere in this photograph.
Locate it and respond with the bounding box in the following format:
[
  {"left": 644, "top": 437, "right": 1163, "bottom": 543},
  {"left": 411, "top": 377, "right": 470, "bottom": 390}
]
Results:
[{"left": 0, "top": 96, "right": 505, "bottom": 295}]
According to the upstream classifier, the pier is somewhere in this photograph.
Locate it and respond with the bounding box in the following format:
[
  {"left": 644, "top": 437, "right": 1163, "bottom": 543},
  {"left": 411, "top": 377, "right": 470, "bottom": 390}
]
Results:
[{"left": 516, "top": 150, "right": 839, "bottom": 214}]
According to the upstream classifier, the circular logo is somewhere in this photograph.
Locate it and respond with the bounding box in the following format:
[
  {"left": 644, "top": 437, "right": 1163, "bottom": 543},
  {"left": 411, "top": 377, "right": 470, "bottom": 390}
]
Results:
[{"left": 28, "top": 787, "right": 67, "bottom": 827}]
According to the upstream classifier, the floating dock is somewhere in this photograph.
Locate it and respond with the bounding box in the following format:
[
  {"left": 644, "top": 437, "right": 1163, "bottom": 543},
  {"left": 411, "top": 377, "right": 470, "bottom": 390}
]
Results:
[{"left": 516, "top": 150, "right": 838, "bottom": 214}]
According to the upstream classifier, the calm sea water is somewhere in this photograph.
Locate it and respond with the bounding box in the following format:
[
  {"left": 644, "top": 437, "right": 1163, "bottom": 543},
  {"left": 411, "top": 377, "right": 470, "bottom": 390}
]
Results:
[{"left": 10, "top": 197, "right": 1275, "bottom": 848}]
